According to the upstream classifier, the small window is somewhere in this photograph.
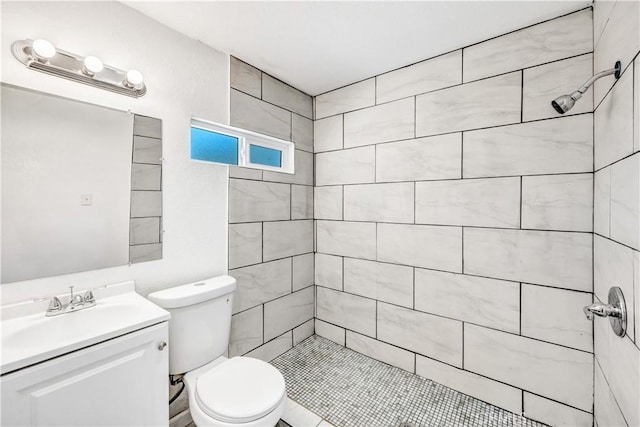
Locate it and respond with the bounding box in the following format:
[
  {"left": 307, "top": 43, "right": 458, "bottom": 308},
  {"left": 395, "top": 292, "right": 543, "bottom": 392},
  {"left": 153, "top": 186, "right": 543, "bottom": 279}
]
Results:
[{"left": 190, "top": 118, "right": 294, "bottom": 174}]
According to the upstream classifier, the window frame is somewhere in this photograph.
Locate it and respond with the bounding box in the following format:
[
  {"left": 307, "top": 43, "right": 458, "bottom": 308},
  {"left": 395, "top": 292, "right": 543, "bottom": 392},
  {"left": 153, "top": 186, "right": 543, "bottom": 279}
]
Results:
[{"left": 190, "top": 118, "right": 295, "bottom": 174}]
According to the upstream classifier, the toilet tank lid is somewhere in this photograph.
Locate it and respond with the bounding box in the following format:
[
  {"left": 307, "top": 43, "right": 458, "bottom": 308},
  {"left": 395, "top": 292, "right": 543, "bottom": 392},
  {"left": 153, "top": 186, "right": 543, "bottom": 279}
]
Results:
[{"left": 147, "top": 276, "right": 236, "bottom": 308}]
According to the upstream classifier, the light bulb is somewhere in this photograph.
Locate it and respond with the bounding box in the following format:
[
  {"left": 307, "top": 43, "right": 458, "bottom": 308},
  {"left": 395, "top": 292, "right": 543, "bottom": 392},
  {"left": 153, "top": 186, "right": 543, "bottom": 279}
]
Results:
[
  {"left": 124, "top": 69, "right": 144, "bottom": 88},
  {"left": 32, "top": 39, "right": 56, "bottom": 60},
  {"left": 83, "top": 56, "right": 104, "bottom": 76}
]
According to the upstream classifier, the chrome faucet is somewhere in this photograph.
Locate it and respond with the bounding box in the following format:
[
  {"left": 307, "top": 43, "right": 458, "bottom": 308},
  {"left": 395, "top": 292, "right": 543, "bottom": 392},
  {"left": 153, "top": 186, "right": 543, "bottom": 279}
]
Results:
[
  {"left": 46, "top": 286, "right": 96, "bottom": 316},
  {"left": 583, "top": 301, "right": 622, "bottom": 320},
  {"left": 583, "top": 287, "right": 627, "bottom": 337}
]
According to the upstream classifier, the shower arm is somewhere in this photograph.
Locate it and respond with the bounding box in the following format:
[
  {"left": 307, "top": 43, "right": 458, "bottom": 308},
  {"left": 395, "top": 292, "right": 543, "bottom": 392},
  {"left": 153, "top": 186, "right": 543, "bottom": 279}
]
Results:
[{"left": 571, "top": 60, "right": 622, "bottom": 101}]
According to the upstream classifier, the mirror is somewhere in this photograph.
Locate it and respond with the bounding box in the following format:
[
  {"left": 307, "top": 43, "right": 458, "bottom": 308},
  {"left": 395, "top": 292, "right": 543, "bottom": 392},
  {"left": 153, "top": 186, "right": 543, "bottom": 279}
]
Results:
[{"left": 1, "top": 84, "right": 163, "bottom": 283}]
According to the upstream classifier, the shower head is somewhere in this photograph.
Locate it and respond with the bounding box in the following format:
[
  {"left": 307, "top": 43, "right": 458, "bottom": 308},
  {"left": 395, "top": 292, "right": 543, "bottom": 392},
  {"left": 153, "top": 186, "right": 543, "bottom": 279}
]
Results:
[{"left": 551, "top": 60, "right": 621, "bottom": 114}]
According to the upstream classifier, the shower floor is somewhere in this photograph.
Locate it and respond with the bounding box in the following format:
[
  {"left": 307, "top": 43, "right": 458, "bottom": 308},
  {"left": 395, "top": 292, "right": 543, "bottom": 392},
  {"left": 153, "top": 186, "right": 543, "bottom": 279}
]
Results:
[{"left": 271, "top": 336, "right": 546, "bottom": 427}]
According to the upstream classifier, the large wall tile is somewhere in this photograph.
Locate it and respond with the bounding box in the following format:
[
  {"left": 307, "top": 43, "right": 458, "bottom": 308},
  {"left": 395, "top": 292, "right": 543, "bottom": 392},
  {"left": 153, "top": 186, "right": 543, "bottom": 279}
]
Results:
[
  {"left": 463, "top": 114, "right": 593, "bottom": 178},
  {"left": 594, "top": 167, "right": 611, "bottom": 237},
  {"left": 229, "top": 305, "right": 263, "bottom": 357},
  {"left": 464, "top": 324, "right": 593, "bottom": 411},
  {"left": 316, "top": 286, "right": 376, "bottom": 337},
  {"left": 316, "top": 221, "right": 376, "bottom": 260},
  {"left": 315, "top": 319, "right": 346, "bottom": 346},
  {"left": 521, "top": 284, "right": 593, "bottom": 352},
  {"left": 635, "top": 57, "right": 639, "bottom": 153},
  {"left": 264, "top": 287, "right": 314, "bottom": 341},
  {"left": 377, "top": 224, "right": 462, "bottom": 272},
  {"left": 245, "top": 331, "right": 292, "bottom": 362},
  {"left": 346, "top": 331, "right": 415, "bottom": 373},
  {"left": 291, "top": 185, "right": 313, "bottom": 220},
  {"left": 229, "top": 179, "right": 290, "bottom": 223},
  {"left": 595, "top": 69, "right": 634, "bottom": 170},
  {"left": 314, "top": 115, "right": 343, "bottom": 153},
  {"left": 464, "top": 228, "right": 592, "bottom": 291},
  {"left": 315, "top": 253, "right": 343, "bottom": 291},
  {"left": 230, "top": 56, "right": 261, "bottom": 98},
  {"left": 594, "top": 316, "right": 640, "bottom": 426},
  {"left": 594, "top": 0, "right": 640, "bottom": 105},
  {"left": 377, "top": 302, "right": 463, "bottom": 367},
  {"left": 415, "top": 177, "right": 520, "bottom": 228},
  {"left": 229, "top": 166, "right": 262, "bottom": 180},
  {"left": 315, "top": 79, "right": 376, "bottom": 119},
  {"left": 130, "top": 217, "right": 160, "bottom": 245},
  {"left": 263, "top": 149, "right": 313, "bottom": 185},
  {"left": 228, "top": 222, "right": 262, "bottom": 269},
  {"left": 523, "top": 54, "right": 593, "bottom": 122},
  {"left": 594, "top": 1, "right": 616, "bottom": 47},
  {"left": 521, "top": 173, "right": 593, "bottom": 232},
  {"left": 415, "top": 355, "right": 522, "bottom": 414},
  {"left": 343, "top": 97, "right": 414, "bottom": 148},
  {"left": 344, "top": 258, "right": 413, "bottom": 308},
  {"left": 375, "top": 134, "right": 461, "bottom": 183},
  {"left": 262, "top": 74, "right": 312, "bottom": 119},
  {"left": 463, "top": 9, "right": 592, "bottom": 82},
  {"left": 263, "top": 220, "right": 313, "bottom": 261},
  {"left": 316, "top": 146, "right": 375, "bottom": 186},
  {"left": 292, "top": 253, "right": 314, "bottom": 292},
  {"left": 314, "top": 186, "right": 343, "bottom": 220},
  {"left": 523, "top": 392, "right": 593, "bottom": 427},
  {"left": 230, "top": 89, "right": 290, "bottom": 140},
  {"left": 230, "top": 258, "right": 292, "bottom": 313},
  {"left": 130, "top": 191, "right": 161, "bottom": 217},
  {"left": 594, "top": 361, "right": 628, "bottom": 427},
  {"left": 292, "top": 319, "right": 314, "bottom": 346},
  {"left": 594, "top": 235, "right": 635, "bottom": 341},
  {"left": 416, "top": 72, "right": 521, "bottom": 136},
  {"left": 376, "top": 50, "right": 462, "bottom": 104},
  {"left": 131, "top": 163, "right": 161, "bottom": 190},
  {"left": 344, "top": 182, "right": 415, "bottom": 223},
  {"left": 132, "top": 136, "right": 161, "bottom": 164},
  {"left": 414, "top": 269, "right": 519, "bottom": 333},
  {"left": 610, "top": 153, "right": 640, "bottom": 250},
  {"left": 292, "top": 114, "right": 313, "bottom": 152}
]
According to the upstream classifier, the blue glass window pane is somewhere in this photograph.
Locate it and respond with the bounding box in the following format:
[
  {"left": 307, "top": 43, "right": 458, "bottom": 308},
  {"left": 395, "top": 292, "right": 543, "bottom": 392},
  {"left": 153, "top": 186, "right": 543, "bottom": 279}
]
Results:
[
  {"left": 190, "top": 127, "right": 238, "bottom": 165},
  {"left": 250, "top": 144, "right": 282, "bottom": 167}
]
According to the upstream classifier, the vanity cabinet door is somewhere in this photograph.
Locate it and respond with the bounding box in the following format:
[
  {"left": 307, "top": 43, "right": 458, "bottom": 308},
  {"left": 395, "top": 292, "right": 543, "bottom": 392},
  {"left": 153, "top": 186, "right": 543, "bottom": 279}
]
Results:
[{"left": 1, "top": 322, "right": 169, "bottom": 426}]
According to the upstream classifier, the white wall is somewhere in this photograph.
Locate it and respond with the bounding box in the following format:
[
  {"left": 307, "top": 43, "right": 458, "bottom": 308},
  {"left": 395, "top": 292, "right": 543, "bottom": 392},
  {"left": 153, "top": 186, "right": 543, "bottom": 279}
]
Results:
[{"left": 0, "top": 1, "right": 230, "bottom": 303}]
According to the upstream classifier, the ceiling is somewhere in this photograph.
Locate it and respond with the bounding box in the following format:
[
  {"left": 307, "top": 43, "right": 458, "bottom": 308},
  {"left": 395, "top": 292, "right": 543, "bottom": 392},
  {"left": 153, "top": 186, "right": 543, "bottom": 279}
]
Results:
[{"left": 125, "top": 1, "right": 591, "bottom": 96}]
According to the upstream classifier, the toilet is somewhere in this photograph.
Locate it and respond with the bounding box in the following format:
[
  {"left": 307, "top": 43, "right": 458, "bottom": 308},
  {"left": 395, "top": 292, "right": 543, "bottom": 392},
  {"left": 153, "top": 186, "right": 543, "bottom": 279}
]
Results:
[{"left": 148, "top": 276, "right": 287, "bottom": 426}]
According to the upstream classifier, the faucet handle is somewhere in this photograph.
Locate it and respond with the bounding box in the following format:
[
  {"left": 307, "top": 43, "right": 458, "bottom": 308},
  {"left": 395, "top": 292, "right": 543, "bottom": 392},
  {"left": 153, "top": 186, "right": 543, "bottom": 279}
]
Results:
[
  {"left": 83, "top": 290, "right": 95, "bottom": 304},
  {"left": 46, "top": 296, "right": 63, "bottom": 315},
  {"left": 583, "top": 305, "right": 594, "bottom": 320}
]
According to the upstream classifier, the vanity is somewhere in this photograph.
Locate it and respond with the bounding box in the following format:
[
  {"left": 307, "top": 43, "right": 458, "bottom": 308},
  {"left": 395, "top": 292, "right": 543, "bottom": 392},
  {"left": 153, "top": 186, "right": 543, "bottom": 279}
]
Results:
[{"left": 0, "top": 282, "right": 170, "bottom": 426}]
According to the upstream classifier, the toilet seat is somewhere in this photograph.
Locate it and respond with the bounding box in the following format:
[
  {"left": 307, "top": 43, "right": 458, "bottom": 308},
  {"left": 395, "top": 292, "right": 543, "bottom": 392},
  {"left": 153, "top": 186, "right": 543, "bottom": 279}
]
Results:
[{"left": 194, "top": 357, "right": 286, "bottom": 424}]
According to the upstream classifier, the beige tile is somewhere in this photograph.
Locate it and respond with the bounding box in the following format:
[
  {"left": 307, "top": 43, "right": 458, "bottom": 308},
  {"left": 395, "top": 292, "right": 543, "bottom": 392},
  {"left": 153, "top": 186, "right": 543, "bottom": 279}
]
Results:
[
  {"left": 132, "top": 136, "right": 162, "bottom": 164},
  {"left": 346, "top": 331, "right": 415, "bottom": 373},
  {"left": 521, "top": 173, "right": 593, "bottom": 232},
  {"left": 316, "top": 146, "right": 375, "bottom": 186},
  {"left": 129, "top": 243, "right": 161, "bottom": 263},
  {"left": 316, "top": 287, "right": 376, "bottom": 337},
  {"left": 594, "top": 167, "right": 611, "bottom": 237},
  {"left": 315, "top": 78, "right": 375, "bottom": 119},
  {"left": 463, "top": 9, "right": 592, "bottom": 82},
  {"left": 344, "top": 182, "right": 414, "bottom": 223},
  {"left": 344, "top": 258, "right": 413, "bottom": 308},
  {"left": 229, "top": 305, "right": 263, "bottom": 357},
  {"left": 314, "top": 186, "right": 343, "bottom": 220},
  {"left": 230, "top": 89, "right": 291, "bottom": 140},
  {"left": 230, "top": 258, "right": 292, "bottom": 314},
  {"left": 521, "top": 284, "right": 593, "bottom": 352},
  {"left": 292, "top": 185, "right": 313, "bottom": 220},
  {"left": 228, "top": 222, "right": 262, "bottom": 269},
  {"left": 134, "top": 115, "right": 162, "bottom": 138},
  {"left": 292, "top": 253, "right": 314, "bottom": 292},
  {"left": 263, "top": 220, "right": 313, "bottom": 261},
  {"left": 344, "top": 97, "right": 414, "bottom": 148},
  {"left": 416, "top": 355, "right": 522, "bottom": 414},
  {"left": 376, "top": 50, "right": 462, "bottom": 104},
  {"left": 375, "top": 134, "right": 462, "bottom": 183},
  {"left": 416, "top": 72, "right": 521, "bottom": 137},
  {"left": 523, "top": 392, "right": 593, "bottom": 427},
  {"left": 464, "top": 228, "right": 593, "bottom": 291},
  {"left": 130, "top": 217, "right": 160, "bottom": 245},
  {"left": 377, "top": 224, "right": 462, "bottom": 272},
  {"left": 463, "top": 114, "right": 593, "bottom": 178},
  {"left": 523, "top": 54, "right": 593, "bottom": 122},
  {"left": 131, "top": 163, "right": 161, "bottom": 191},
  {"left": 131, "top": 191, "right": 162, "bottom": 217},
  {"left": 415, "top": 269, "right": 519, "bottom": 333},
  {"left": 611, "top": 153, "right": 640, "bottom": 250},
  {"left": 229, "top": 179, "right": 290, "bottom": 223},
  {"left": 264, "top": 287, "right": 314, "bottom": 341},
  {"left": 315, "top": 319, "right": 346, "bottom": 346},
  {"left": 314, "top": 115, "right": 343, "bottom": 153},
  {"left": 415, "top": 177, "right": 520, "bottom": 228},
  {"left": 262, "top": 74, "right": 312, "bottom": 119},
  {"left": 315, "top": 253, "right": 343, "bottom": 291},
  {"left": 377, "top": 302, "right": 463, "bottom": 367},
  {"left": 316, "top": 220, "right": 376, "bottom": 260},
  {"left": 230, "top": 56, "right": 261, "bottom": 98},
  {"left": 464, "top": 324, "right": 593, "bottom": 412}
]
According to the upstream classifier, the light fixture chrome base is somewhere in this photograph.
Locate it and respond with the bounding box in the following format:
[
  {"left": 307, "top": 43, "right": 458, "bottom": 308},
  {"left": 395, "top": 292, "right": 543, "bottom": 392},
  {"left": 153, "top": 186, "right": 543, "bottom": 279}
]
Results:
[{"left": 11, "top": 40, "right": 146, "bottom": 98}]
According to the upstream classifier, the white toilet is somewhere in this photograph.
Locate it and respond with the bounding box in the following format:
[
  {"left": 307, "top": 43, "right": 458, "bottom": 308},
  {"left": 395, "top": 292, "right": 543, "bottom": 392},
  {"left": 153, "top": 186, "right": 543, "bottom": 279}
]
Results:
[{"left": 148, "top": 276, "right": 287, "bottom": 426}]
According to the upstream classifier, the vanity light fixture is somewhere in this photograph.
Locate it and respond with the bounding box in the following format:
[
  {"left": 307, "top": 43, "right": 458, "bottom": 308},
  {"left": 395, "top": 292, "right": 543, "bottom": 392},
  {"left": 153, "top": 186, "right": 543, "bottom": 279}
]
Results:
[{"left": 11, "top": 39, "right": 147, "bottom": 98}]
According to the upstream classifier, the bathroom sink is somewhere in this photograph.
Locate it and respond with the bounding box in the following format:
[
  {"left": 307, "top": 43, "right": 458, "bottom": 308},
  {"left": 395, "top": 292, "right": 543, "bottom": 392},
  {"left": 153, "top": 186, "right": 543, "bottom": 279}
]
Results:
[{"left": 0, "top": 282, "right": 169, "bottom": 374}]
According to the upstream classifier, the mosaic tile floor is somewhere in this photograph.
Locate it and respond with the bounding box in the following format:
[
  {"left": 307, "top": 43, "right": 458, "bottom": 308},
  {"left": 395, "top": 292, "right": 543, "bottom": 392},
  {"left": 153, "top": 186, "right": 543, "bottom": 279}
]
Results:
[{"left": 271, "top": 336, "right": 547, "bottom": 427}]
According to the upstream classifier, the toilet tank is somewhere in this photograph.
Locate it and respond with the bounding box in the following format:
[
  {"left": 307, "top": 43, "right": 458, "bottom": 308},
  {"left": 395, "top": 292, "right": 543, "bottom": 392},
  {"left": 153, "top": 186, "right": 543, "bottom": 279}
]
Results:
[{"left": 147, "top": 276, "right": 236, "bottom": 375}]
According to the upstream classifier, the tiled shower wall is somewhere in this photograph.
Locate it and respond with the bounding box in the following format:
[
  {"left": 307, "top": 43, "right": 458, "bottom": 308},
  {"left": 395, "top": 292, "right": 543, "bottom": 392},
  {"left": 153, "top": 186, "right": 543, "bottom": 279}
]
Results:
[
  {"left": 227, "top": 57, "right": 315, "bottom": 360},
  {"left": 314, "top": 9, "right": 596, "bottom": 427},
  {"left": 592, "top": 1, "right": 640, "bottom": 426}
]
